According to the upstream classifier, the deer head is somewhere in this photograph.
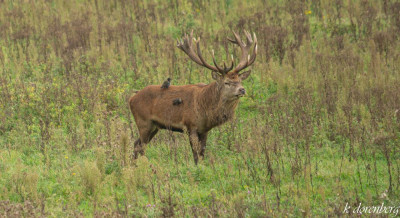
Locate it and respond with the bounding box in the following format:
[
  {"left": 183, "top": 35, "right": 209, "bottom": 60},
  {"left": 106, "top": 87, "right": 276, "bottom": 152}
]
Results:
[{"left": 177, "top": 30, "right": 257, "bottom": 101}]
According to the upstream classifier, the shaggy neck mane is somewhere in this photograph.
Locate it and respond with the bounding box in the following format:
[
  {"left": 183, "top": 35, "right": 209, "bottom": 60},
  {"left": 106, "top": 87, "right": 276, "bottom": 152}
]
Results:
[{"left": 198, "top": 81, "right": 239, "bottom": 129}]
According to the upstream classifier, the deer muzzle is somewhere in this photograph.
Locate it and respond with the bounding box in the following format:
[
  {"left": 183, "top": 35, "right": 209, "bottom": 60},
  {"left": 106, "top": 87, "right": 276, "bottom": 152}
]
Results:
[{"left": 237, "top": 88, "right": 246, "bottom": 97}]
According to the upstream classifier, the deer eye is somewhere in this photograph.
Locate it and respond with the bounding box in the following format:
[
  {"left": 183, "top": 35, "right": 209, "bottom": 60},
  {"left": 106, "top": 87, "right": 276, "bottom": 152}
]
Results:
[{"left": 224, "top": 82, "right": 230, "bottom": 86}]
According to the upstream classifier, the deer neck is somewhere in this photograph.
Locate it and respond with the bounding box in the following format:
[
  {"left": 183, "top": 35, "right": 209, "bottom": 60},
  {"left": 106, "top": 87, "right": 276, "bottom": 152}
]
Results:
[{"left": 198, "top": 82, "right": 239, "bottom": 129}]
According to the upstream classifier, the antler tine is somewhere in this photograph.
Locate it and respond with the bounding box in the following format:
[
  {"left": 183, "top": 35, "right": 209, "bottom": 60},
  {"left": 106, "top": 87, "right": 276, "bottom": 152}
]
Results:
[
  {"left": 195, "top": 41, "right": 220, "bottom": 73},
  {"left": 227, "top": 36, "right": 238, "bottom": 44},
  {"left": 225, "top": 55, "right": 234, "bottom": 72},
  {"left": 189, "top": 30, "right": 194, "bottom": 46},
  {"left": 211, "top": 50, "right": 225, "bottom": 74},
  {"left": 234, "top": 31, "right": 244, "bottom": 46},
  {"left": 184, "top": 33, "right": 190, "bottom": 47},
  {"left": 227, "top": 37, "right": 237, "bottom": 44},
  {"left": 227, "top": 30, "right": 243, "bottom": 46},
  {"left": 230, "top": 30, "right": 257, "bottom": 74},
  {"left": 247, "top": 32, "right": 258, "bottom": 66},
  {"left": 244, "top": 30, "right": 253, "bottom": 47},
  {"left": 177, "top": 33, "right": 205, "bottom": 67}
]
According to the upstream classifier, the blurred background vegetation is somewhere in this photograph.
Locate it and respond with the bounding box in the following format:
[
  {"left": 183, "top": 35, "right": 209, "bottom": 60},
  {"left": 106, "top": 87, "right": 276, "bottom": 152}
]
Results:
[{"left": 0, "top": 0, "right": 399, "bottom": 216}]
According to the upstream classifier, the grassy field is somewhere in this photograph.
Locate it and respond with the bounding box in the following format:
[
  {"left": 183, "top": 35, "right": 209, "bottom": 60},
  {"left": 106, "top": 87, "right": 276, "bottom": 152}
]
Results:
[{"left": 0, "top": 0, "right": 399, "bottom": 217}]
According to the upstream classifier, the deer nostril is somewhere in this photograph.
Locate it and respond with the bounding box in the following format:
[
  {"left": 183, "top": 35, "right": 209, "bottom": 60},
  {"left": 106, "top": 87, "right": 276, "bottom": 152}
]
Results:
[{"left": 239, "top": 88, "right": 246, "bottom": 95}]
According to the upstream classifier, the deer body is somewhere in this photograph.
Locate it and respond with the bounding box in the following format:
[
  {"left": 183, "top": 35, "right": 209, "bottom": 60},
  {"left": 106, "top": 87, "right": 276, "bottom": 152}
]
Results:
[
  {"left": 130, "top": 82, "right": 237, "bottom": 133},
  {"left": 130, "top": 30, "right": 257, "bottom": 164}
]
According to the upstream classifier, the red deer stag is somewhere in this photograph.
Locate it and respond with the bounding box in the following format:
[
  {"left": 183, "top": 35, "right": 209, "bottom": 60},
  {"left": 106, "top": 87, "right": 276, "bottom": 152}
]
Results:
[{"left": 129, "top": 30, "right": 257, "bottom": 164}]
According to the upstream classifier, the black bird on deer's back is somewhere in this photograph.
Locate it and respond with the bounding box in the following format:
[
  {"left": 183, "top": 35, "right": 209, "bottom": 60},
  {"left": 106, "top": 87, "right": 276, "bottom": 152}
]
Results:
[
  {"left": 161, "top": 78, "right": 171, "bottom": 89},
  {"left": 172, "top": 98, "right": 183, "bottom": 105}
]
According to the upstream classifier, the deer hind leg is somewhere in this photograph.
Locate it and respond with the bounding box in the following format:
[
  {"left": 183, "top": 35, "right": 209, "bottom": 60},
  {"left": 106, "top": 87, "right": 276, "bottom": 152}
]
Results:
[
  {"left": 188, "top": 131, "right": 201, "bottom": 165},
  {"left": 199, "top": 132, "right": 208, "bottom": 158},
  {"left": 133, "top": 122, "right": 158, "bottom": 159}
]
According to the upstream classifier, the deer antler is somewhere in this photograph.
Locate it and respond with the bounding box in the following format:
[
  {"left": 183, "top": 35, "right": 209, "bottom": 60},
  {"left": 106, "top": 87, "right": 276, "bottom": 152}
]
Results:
[
  {"left": 177, "top": 30, "right": 256, "bottom": 75},
  {"left": 177, "top": 30, "right": 234, "bottom": 75},
  {"left": 227, "top": 30, "right": 257, "bottom": 74}
]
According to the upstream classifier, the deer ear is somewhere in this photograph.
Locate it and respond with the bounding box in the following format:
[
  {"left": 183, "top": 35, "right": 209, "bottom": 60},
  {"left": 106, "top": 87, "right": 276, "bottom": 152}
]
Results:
[
  {"left": 239, "top": 70, "right": 251, "bottom": 80},
  {"left": 211, "top": 71, "right": 223, "bottom": 81}
]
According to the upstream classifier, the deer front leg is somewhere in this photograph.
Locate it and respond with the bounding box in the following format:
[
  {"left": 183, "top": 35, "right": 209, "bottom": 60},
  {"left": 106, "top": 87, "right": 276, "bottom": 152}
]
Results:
[
  {"left": 133, "top": 122, "right": 158, "bottom": 159},
  {"left": 188, "top": 131, "right": 201, "bottom": 165}
]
